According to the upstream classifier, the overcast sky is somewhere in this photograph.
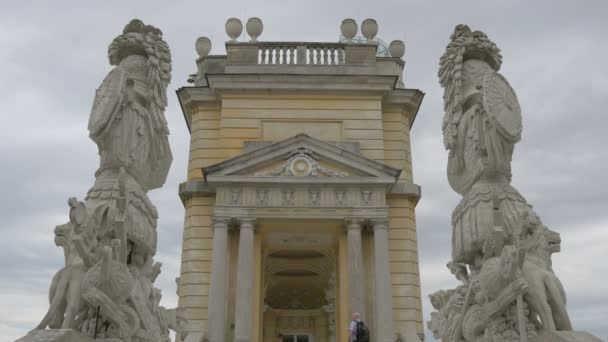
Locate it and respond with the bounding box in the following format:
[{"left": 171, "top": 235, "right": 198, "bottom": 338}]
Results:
[{"left": 0, "top": 1, "right": 606, "bottom": 341}]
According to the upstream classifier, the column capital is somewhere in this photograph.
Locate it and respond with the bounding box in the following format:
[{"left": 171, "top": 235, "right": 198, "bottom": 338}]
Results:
[
  {"left": 370, "top": 218, "right": 389, "bottom": 231},
  {"left": 211, "top": 216, "right": 231, "bottom": 229},
  {"left": 344, "top": 218, "right": 365, "bottom": 231},
  {"left": 238, "top": 217, "right": 257, "bottom": 230}
]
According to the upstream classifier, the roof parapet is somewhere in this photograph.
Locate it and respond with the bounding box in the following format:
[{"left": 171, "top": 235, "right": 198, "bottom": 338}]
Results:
[{"left": 189, "top": 18, "right": 407, "bottom": 88}]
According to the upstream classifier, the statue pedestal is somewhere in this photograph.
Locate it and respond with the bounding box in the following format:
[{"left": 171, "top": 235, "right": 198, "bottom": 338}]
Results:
[
  {"left": 532, "top": 331, "right": 604, "bottom": 342},
  {"left": 17, "top": 329, "right": 93, "bottom": 342},
  {"left": 16, "top": 329, "right": 123, "bottom": 342}
]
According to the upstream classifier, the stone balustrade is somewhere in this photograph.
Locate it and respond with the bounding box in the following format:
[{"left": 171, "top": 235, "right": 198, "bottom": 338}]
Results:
[
  {"left": 224, "top": 41, "right": 378, "bottom": 66},
  {"left": 256, "top": 42, "right": 346, "bottom": 65}
]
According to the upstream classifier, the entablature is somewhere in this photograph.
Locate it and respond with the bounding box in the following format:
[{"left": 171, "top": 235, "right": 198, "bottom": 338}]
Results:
[{"left": 178, "top": 134, "right": 421, "bottom": 207}]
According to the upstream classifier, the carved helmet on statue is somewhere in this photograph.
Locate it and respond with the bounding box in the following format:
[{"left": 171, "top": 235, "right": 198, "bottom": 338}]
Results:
[
  {"left": 438, "top": 24, "right": 503, "bottom": 150},
  {"left": 106, "top": 19, "right": 172, "bottom": 134}
]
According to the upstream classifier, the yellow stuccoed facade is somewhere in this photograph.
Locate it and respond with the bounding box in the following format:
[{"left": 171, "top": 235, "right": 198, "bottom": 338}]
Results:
[{"left": 176, "top": 39, "right": 424, "bottom": 342}]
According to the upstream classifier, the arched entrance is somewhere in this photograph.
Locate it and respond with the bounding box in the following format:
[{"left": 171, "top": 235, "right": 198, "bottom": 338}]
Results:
[{"left": 262, "top": 243, "right": 337, "bottom": 342}]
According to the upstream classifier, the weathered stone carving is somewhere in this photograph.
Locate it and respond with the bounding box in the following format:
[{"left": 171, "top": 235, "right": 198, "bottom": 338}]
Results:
[
  {"left": 216, "top": 187, "right": 388, "bottom": 208},
  {"left": 254, "top": 147, "right": 348, "bottom": 177},
  {"left": 309, "top": 189, "right": 321, "bottom": 206},
  {"left": 21, "top": 19, "right": 183, "bottom": 342},
  {"left": 428, "top": 24, "right": 599, "bottom": 342},
  {"left": 335, "top": 190, "right": 346, "bottom": 206},
  {"left": 256, "top": 188, "right": 269, "bottom": 205},
  {"left": 360, "top": 190, "right": 373, "bottom": 206},
  {"left": 281, "top": 189, "right": 296, "bottom": 206},
  {"left": 519, "top": 214, "right": 572, "bottom": 332},
  {"left": 35, "top": 212, "right": 86, "bottom": 330}
]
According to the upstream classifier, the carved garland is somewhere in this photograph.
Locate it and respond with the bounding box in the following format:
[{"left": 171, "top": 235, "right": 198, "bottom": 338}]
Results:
[{"left": 255, "top": 148, "right": 347, "bottom": 177}]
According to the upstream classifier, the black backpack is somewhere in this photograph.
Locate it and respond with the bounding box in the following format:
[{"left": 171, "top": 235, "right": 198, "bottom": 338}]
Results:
[{"left": 356, "top": 320, "right": 370, "bottom": 342}]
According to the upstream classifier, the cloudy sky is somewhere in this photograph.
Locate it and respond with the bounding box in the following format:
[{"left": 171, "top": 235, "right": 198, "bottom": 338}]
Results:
[{"left": 0, "top": 1, "right": 606, "bottom": 341}]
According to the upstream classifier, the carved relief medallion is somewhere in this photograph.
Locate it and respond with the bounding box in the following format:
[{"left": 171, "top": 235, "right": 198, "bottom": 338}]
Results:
[
  {"left": 361, "top": 190, "right": 373, "bottom": 206},
  {"left": 230, "top": 188, "right": 241, "bottom": 205},
  {"left": 281, "top": 189, "right": 296, "bottom": 206},
  {"left": 309, "top": 190, "right": 321, "bottom": 206},
  {"left": 256, "top": 189, "right": 268, "bottom": 205},
  {"left": 335, "top": 190, "right": 346, "bottom": 206}
]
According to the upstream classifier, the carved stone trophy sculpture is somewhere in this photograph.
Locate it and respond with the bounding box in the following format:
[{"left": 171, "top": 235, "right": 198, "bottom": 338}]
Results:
[
  {"left": 18, "top": 19, "right": 189, "bottom": 342},
  {"left": 427, "top": 25, "right": 603, "bottom": 342}
]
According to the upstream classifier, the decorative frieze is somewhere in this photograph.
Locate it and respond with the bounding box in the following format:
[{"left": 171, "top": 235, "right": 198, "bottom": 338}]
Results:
[
  {"left": 282, "top": 189, "right": 296, "bottom": 206},
  {"left": 361, "top": 190, "right": 373, "bottom": 205},
  {"left": 216, "top": 186, "right": 386, "bottom": 208},
  {"left": 309, "top": 189, "right": 321, "bottom": 206},
  {"left": 230, "top": 188, "right": 242, "bottom": 205},
  {"left": 335, "top": 190, "right": 346, "bottom": 206},
  {"left": 255, "top": 189, "right": 269, "bottom": 206}
]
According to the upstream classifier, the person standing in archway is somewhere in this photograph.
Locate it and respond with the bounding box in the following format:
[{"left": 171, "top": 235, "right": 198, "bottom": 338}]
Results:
[{"left": 348, "top": 312, "right": 370, "bottom": 342}]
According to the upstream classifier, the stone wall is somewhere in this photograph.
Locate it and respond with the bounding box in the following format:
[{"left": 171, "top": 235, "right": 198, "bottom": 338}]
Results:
[
  {"left": 388, "top": 197, "right": 423, "bottom": 336},
  {"left": 187, "top": 94, "right": 387, "bottom": 178},
  {"left": 178, "top": 196, "right": 215, "bottom": 334}
]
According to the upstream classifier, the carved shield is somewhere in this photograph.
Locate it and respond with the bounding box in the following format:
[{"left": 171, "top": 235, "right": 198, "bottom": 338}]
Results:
[
  {"left": 482, "top": 72, "right": 522, "bottom": 142},
  {"left": 88, "top": 67, "right": 126, "bottom": 137}
]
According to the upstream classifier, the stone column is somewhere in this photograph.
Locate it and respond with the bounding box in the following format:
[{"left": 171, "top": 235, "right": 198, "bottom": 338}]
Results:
[
  {"left": 345, "top": 218, "right": 366, "bottom": 320},
  {"left": 233, "top": 218, "right": 256, "bottom": 342},
  {"left": 207, "top": 217, "right": 230, "bottom": 342},
  {"left": 371, "top": 219, "right": 395, "bottom": 342}
]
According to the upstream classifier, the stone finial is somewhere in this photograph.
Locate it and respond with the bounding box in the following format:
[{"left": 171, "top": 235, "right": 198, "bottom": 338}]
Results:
[
  {"left": 246, "top": 17, "right": 263, "bottom": 42},
  {"left": 225, "top": 18, "right": 243, "bottom": 42},
  {"left": 361, "top": 19, "right": 378, "bottom": 41},
  {"left": 389, "top": 40, "right": 405, "bottom": 58},
  {"left": 340, "top": 18, "right": 357, "bottom": 42},
  {"left": 195, "top": 37, "right": 212, "bottom": 58}
]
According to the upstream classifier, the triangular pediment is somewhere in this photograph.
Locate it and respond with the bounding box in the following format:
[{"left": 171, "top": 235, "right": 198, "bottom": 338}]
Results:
[{"left": 203, "top": 134, "right": 400, "bottom": 183}]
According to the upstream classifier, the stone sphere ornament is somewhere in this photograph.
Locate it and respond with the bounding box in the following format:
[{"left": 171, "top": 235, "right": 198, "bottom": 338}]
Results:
[
  {"left": 361, "top": 19, "right": 378, "bottom": 41},
  {"left": 389, "top": 40, "right": 405, "bottom": 58},
  {"left": 246, "top": 17, "right": 263, "bottom": 42},
  {"left": 225, "top": 18, "right": 243, "bottom": 42},
  {"left": 340, "top": 19, "right": 358, "bottom": 42},
  {"left": 195, "top": 36, "right": 212, "bottom": 58}
]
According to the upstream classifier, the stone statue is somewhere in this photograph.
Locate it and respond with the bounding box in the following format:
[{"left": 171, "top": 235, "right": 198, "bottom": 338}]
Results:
[
  {"left": 519, "top": 214, "right": 572, "bottom": 332},
  {"left": 438, "top": 24, "right": 530, "bottom": 268},
  {"left": 428, "top": 24, "right": 601, "bottom": 342},
  {"left": 35, "top": 221, "right": 85, "bottom": 330},
  {"left": 19, "top": 19, "right": 181, "bottom": 342},
  {"left": 89, "top": 19, "right": 172, "bottom": 191}
]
